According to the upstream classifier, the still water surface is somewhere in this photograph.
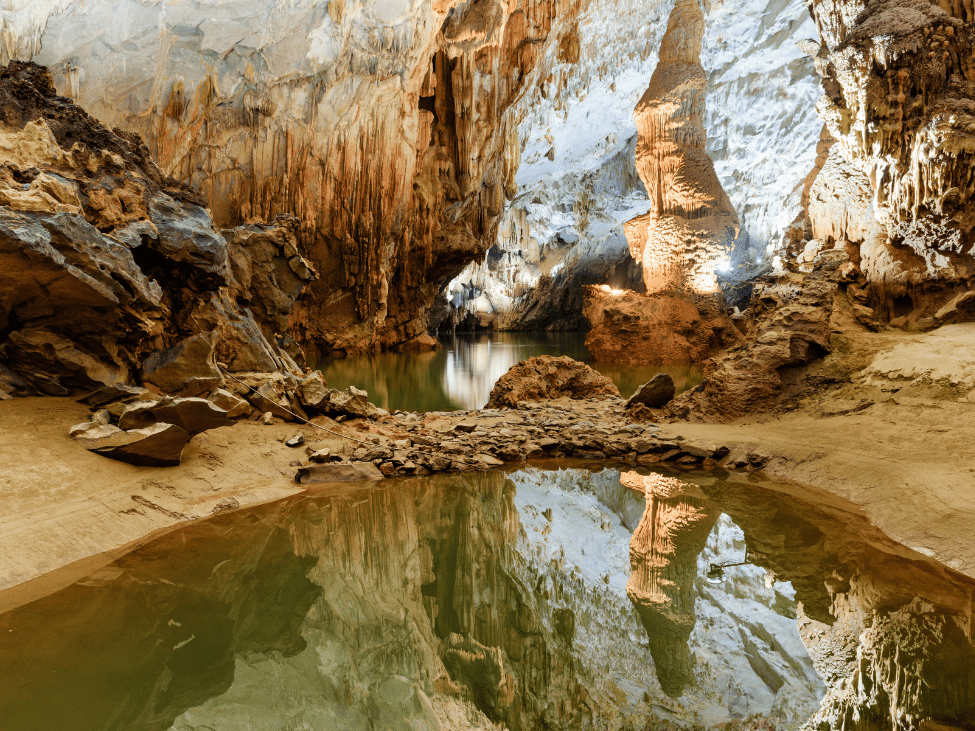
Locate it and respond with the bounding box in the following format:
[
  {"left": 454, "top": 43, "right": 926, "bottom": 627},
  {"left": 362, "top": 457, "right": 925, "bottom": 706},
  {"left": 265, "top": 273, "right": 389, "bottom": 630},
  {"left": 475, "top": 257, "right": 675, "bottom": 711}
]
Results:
[
  {"left": 2, "top": 466, "right": 972, "bottom": 730},
  {"left": 316, "top": 332, "right": 704, "bottom": 412}
]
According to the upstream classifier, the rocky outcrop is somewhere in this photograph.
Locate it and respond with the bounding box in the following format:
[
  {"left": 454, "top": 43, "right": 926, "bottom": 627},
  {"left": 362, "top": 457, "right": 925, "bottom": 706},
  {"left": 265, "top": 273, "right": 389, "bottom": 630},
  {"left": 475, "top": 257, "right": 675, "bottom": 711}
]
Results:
[
  {"left": 665, "top": 255, "right": 840, "bottom": 422},
  {"left": 485, "top": 355, "right": 620, "bottom": 408},
  {"left": 801, "top": 0, "right": 975, "bottom": 325},
  {"left": 0, "top": 63, "right": 313, "bottom": 396},
  {"left": 584, "top": 285, "right": 740, "bottom": 364}
]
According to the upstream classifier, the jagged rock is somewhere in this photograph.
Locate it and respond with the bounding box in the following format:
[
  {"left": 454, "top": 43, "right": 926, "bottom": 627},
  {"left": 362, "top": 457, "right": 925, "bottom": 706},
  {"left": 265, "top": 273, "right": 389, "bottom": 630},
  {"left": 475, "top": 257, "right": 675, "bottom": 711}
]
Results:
[
  {"left": 667, "top": 274, "right": 835, "bottom": 421},
  {"left": 247, "top": 379, "right": 299, "bottom": 422},
  {"left": 486, "top": 356, "right": 620, "bottom": 409},
  {"left": 0, "top": 63, "right": 311, "bottom": 395},
  {"left": 307, "top": 449, "right": 331, "bottom": 464},
  {"left": 82, "top": 422, "right": 192, "bottom": 467},
  {"left": 294, "top": 463, "right": 384, "bottom": 484},
  {"left": 69, "top": 421, "right": 118, "bottom": 438},
  {"left": 207, "top": 388, "right": 251, "bottom": 419},
  {"left": 296, "top": 372, "right": 329, "bottom": 410},
  {"left": 90, "top": 409, "right": 112, "bottom": 425},
  {"left": 584, "top": 287, "right": 739, "bottom": 365},
  {"left": 626, "top": 374, "right": 676, "bottom": 408},
  {"left": 441, "top": 634, "right": 515, "bottom": 719},
  {"left": 118, "top": 397, "right": 232, "bottom": 436},
  {"left": 285, "top": 435, "right": 305, "bottom": 448},
  {"left": 78, "top": 384, "right": 150, "bottom": 408},
  {"left": 140, "top": 333, "right": 222, "bottom": 395}
]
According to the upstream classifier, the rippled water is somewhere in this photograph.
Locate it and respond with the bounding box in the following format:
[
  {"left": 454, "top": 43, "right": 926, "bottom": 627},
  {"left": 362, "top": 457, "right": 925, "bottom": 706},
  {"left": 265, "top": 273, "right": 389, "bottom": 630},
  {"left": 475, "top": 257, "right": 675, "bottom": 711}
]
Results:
[
  {"left": 315, "top": 332, "right": 704, "bottom": 412},
  {"left": 2, "top": 466, "right": 972, "bottom": 730}
]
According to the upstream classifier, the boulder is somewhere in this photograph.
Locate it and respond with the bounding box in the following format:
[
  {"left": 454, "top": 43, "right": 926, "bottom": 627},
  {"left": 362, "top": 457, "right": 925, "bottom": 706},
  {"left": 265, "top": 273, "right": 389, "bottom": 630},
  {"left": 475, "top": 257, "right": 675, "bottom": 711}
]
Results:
[
  {"left": 247, "top": 379, "right": 299, "bottom": 421},
  {"left": 82, "top": 422, "right": 192, "bottom": 467},
  {"left": 141, "top": 332, "right": 222, "bottom": 394},
  {"left": 208, "top": 388, "right": 251, "bottom": 418},
  {"left": 486, "top": 355, "right": 620, "bottom": 409},
  {"left": 294, "top": 463, "right": 384, "bottom": 483},
  {"left": 626, "top": 373, "right": 676, "bottom": 408},
  {"left": 118, "top": 397, "right": 232, "bottom": 435},
  {"left": 297, "top": 371, "right": 329, "bottom": 410}
]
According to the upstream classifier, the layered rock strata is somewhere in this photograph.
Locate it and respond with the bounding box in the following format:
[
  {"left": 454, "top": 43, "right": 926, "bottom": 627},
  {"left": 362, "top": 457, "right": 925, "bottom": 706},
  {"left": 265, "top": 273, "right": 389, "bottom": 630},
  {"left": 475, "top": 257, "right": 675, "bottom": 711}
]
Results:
[{"left": 0, "top": 63, "right": 313, "bottom": 397}]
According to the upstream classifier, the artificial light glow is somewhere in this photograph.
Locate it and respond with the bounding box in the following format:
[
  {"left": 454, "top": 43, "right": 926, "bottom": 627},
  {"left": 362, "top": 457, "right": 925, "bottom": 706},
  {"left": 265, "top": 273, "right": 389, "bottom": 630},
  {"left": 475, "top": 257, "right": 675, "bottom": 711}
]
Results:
[{"left": 599, "top": 284, "right": 625, "bottom": 296}]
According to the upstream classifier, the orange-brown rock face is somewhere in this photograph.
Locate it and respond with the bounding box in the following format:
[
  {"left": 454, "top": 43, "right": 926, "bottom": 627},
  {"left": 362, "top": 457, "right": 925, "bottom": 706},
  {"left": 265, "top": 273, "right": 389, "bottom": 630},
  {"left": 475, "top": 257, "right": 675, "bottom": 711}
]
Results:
[
  {"left": 804, "top": 0, "right": 975, "bottom": 322},
  {"left": 624, "top": 0, "right": 741, "bottom": 300},
  {"left": 32, "top": 0, "right": 571, "bottom": 355},
  {"left": 582, "top": 0, "right": 741, "bottom": 366},
  {"left": 583, "top": 286, "right": 739, "bottom": 365},
  {"left": 623, "top": 472, "right": 719, "bottom": 697}
]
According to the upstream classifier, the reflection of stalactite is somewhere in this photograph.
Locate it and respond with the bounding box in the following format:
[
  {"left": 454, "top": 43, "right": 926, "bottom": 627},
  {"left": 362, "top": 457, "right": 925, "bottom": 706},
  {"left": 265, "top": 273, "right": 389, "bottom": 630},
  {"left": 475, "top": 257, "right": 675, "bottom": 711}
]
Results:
[{"left": 623, "top": 472, "right": 718, "bottom": 697}]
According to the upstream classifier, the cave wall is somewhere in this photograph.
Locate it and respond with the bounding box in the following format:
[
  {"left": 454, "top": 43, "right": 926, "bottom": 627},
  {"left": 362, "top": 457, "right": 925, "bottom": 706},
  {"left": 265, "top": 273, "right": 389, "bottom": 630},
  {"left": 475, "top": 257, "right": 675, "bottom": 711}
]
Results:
[
  {"left": 802, "top": 0, "right": 975, "bottom": 324},
  {"left": 17, "top": 0, "right": 571, "bottom": 354}
]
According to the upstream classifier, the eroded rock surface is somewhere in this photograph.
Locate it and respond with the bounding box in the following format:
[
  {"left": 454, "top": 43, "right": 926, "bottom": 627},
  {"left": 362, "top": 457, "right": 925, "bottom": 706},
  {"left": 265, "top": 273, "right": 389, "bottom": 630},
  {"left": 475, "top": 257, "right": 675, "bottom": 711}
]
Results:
[
  {"left": 485, "top": 355, "right": 620, "bottom": 408},
  {"left": 0, "top": 63, "right": 313, "bottom": 396},
  {"left": 800, "top": 0, "right": 975, "bottom": 325}
]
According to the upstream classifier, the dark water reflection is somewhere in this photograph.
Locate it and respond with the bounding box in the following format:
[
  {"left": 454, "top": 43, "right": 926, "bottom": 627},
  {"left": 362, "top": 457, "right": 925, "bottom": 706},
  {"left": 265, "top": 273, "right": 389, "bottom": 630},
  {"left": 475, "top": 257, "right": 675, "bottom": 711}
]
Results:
[
  {"left": 1, "top": 467, "right": 972, "bottom": 731},
  {"left": 315, "top": 332, "right": 703, "bottom": 412}
]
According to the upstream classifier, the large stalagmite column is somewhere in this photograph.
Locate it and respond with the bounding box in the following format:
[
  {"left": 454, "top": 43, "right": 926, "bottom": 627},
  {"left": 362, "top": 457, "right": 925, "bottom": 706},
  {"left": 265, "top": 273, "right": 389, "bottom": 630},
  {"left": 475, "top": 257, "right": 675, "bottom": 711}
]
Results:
[{"left": 624, "top": 0, "right": 741, "bottom": 300}]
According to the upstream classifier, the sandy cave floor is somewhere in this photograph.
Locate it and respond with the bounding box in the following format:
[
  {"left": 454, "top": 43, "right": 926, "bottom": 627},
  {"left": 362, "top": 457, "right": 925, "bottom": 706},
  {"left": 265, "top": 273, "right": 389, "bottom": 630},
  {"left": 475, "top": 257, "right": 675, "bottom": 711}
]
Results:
[{"left": 1, "top": 323, "right": 975, "bottom": 614}]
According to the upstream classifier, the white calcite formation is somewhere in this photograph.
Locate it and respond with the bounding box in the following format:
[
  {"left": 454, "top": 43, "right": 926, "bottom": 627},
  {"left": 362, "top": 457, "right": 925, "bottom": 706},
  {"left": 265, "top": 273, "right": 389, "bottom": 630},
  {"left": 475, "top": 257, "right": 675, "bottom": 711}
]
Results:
[{"left": 442, "top": 0, "right": 822, "bottom": 329}]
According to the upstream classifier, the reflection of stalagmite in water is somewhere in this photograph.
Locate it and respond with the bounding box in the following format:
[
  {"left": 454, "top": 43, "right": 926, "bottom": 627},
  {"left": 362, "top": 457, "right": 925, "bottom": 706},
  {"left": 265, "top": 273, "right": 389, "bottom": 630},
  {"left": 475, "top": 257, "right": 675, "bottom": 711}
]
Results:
[{"left": 623, "top": 472, "right": 719, "bottom": 697}]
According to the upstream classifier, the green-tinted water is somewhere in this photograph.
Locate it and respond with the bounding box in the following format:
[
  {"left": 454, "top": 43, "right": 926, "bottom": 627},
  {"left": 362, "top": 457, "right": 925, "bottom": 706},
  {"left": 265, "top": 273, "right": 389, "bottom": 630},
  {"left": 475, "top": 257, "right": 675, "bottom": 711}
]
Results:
[{"left": 315, "top": 332, "right": 703, "bottom": 411}]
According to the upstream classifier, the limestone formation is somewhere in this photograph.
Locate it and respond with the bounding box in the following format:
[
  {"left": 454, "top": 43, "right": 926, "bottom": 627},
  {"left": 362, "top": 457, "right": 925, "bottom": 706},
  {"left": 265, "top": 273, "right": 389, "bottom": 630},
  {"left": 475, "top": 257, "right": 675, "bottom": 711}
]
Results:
[
  {"left": 485, "top": 355, "right": 621, "bottom": 408},
  {"left": 801, "top": 0, "right": 975, "bottom": 324},
  {"left": 624, "top": 0, "right": 742, "bottom": 302},
  {"left": 27, "top": 0, "right": 566, "bottom": 355},
  {"left": 583, "top": 286, "right": 739, "bottom": 364},
  {"left": 0, "top": 63, "right": 314, "bottom": 396}
]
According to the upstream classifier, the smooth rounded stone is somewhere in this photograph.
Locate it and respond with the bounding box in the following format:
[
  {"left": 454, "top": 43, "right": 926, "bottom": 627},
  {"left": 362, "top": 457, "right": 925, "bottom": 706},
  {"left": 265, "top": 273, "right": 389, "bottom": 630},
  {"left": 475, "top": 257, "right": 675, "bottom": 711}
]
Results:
[
  {"left": 140, "top": 332, "right": 222, "bottom": 394},
  {"left": 208, "top": 388, "right": 251, "bottom": 418},
  {"left": 626, "top": 373, "right": 677, "bottom": 408},
  {"left": 85, "top": 422, "right": 192, "bottom": 467},
  {"left": 118, "top": 397, "right": 233, "bottom": 436},
  {"left": 294, "top": 462, "right": 384, "bottom": 483}
]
